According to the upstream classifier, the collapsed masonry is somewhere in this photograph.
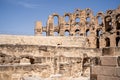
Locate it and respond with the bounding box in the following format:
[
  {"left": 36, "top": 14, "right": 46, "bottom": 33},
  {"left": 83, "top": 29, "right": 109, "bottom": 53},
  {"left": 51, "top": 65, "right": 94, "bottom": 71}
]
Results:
[{"left": 0, "top": 6, "right": 120, "bottom": 80}]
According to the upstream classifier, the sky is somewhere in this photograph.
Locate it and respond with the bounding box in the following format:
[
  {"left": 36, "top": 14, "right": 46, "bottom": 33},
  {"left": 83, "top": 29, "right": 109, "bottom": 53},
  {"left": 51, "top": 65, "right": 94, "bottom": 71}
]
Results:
[{"left": 0, "top": 0, "right": 120, "bottom": 35}]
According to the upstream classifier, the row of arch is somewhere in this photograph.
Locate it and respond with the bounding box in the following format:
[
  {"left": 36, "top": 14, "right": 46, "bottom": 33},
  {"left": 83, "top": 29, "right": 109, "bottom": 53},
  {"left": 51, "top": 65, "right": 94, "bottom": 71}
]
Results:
[
  {"left": 42, "top": 29, "right": 103, "bottom": 37},
  {"left": 53, "top": 16, "right": 91, "bottom": 26},
  {"left": 50, "top": 12, "right": 120, "bottom": 31}
]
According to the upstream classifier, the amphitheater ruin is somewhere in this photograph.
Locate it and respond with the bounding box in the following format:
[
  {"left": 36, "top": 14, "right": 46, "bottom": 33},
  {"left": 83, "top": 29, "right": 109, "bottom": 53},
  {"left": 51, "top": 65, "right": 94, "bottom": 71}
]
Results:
[{"left": 0, "top": 6, "right": 120, "bottom": 80}]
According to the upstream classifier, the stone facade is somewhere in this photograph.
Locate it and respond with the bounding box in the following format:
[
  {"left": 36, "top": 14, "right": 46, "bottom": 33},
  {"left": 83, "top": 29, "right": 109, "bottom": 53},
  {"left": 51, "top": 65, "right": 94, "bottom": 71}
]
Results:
[
  {"left": 0, "top": 6, "right": 120, "bottom": 80},
  {"left": 35, "top": 5, "right": 120, "bottom": 48}
]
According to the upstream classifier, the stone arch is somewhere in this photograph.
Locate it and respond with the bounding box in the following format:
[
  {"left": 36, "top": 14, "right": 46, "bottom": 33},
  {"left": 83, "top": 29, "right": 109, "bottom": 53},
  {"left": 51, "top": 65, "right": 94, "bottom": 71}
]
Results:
[
  {"left": 116, "top": 14, "right": 120, "bottom": 30},
  {"left": 116, "top": 37, "right": 120, "bottom": 47},
  {"left": 105, "top": 37, "right": 110, "bottom": 47},
  {"left": 52, "top": 13, "right": 60, "bottom": 27},
  {"left": 96, "top": 16, "right": 103, "bottom": 26},
  {"left": 75, "top": 17, "right": 80, "bottom": 22},
  {"left": 98, "top": 16, "right": 102, "bottom": 26},
  {"left": 105, "top": 16, "right": 112, "bottom": 31},
  {"left": 117, "top": 31, "right": 120, "bottom": 35},
  {"left": 64, "top": 30, "right": 70, "bottom": 36},
  {"left": 74, "top": 9, "right": 81, "bottom": 15},
  {"left": 96, "top": 29, "right": 102, "bottom": 48},
  {"left": 85, "top": 8, "right": 93, "bottom": 16},
  {"left": 96, "top": 29, "right": 102, "bottom": 37},
  {"left": 86, "top": 29, "right": 90, "bottom": 36},
  {"left": 96, "top": 12, "right": 104, "bottom": 27},
  {"left": 86, "top": 17, "right": 91, "bottom": 28},
  {"left": 54, "top": 32, "right": 59, "bottom": 36},
  {"left": 75, "top": 29, "right": 80, "bottom": 36},
  {"left": 64, "top": 13, "right": 71, "bottom": 23}
]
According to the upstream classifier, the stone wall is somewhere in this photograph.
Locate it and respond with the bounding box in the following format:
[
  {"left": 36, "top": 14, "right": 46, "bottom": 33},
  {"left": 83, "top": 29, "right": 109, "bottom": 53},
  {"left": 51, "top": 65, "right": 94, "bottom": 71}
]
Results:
[
  {"left": 0, "top": 35, "right": 85, "bottom": 47},
  {"left": 91, "top": 47, "right": 120, "bottom": 80},
  {"left": 0, "top": 35, "right": 102, "bottom": 80}
]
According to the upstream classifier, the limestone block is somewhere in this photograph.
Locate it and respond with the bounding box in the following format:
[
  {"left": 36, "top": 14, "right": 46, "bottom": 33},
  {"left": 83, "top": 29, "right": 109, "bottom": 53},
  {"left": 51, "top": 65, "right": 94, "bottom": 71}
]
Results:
[
  {"left": 91, "top": 66, "right": 116, "bottom": 76},
  {"left": 100, "top": 56, "right": 118, "bottom": 66}
]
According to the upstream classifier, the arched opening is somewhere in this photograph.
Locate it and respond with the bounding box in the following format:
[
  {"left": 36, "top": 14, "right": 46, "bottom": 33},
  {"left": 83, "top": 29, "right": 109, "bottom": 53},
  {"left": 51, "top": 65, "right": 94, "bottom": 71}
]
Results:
[
  {"left": 96, "top": 38, "right": 99, "bottom": 48},
  {"left": 86, "top": 9, "right": 91, "bottom": 15},
  {"left": 86, "top": 17, "right": 90, "bottom": 22},
  {"left": 117, "top": 31, "right": 120, "bottom": 35},
  {"left": 86, "top": 29, "right": 90, "bottom": 36},
  {"left": 116, "top": 14, "right": 120, "bottom": 30},
  {"left": 42, "top": 32, "right": 47, "bottom": 36},
  {"left": 75, "top": 17, "right": 80, "bottom": 22},
  {"left": 54, "top": 32, "right": 59, "bottom": 36},
  {"left": 116, "top": 37, "right": 120, "bottom": 47},
  {"left": 105, "top": 38, "right": 110, "bottom": 47},
  {"left": 75, "top": 29, "right": 80, "bottom": 36},
  {"left": 75, "top": 9, "right": 80, "bottom": 14},
  {"left": 98, "top": 16, "right": 103, "bottom": 26},
  {"left": 30, "top": 58, "right": 35, "bottom": 64},
  {"left": 53, "top": 16, "right": 59, "bottom": 27},
  {"left": 105, "top": 16, "right": 112, "bottom": 31},
  {"left": 96, "top": 29, "right": 102, "bottom": 37},
  {"left": 96, "top": 30, "right": 102, "bottom": 48},
  {"left": 65, "top": 15, "right": 70, "bottom": 23},
  {"left": 64, "top": 30, "right": 70, "bottom": 36}
]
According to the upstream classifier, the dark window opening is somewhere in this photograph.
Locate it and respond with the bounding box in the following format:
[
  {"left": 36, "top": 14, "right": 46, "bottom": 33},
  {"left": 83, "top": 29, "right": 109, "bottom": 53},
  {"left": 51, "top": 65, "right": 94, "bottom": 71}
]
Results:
[
  {"left": 75, "top": 29, "right": 80, "bottom": 36},
  {"left": 30, "top": 58, "right": 35, "bottom": 64},
  {"left": 96, "top": 38, "right": 99, "bottom": 48},
  {"left": 105, "top": 38, "right": 110, "bottom": 47},
  {"left": 96, "top": 30, "right": 102, "bottom": 37},
  {"left": 116, "top": 37, "right": 120, "bottom": 47},
  {"left": 116, "top": 21, "right": 120, "bottom": 30},
  {"left": 64, "top": 30, "right": 70, "bottom": 36},
  {"left": 80, "top": 33, "right": 83, "bottom": 36},
  {"left": 105, "top": 16, "right": 112, "bottom": 32},
  {"left": 86, "top": 29, "right": 90, "bottom": 36}
]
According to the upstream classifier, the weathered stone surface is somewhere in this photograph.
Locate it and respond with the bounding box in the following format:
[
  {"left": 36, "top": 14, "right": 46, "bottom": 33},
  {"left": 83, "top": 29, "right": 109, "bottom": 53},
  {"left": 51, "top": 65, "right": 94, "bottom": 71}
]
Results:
[
  {"left": 91, "top": 66, "right": 120, "bottom": 76},
  {"left": 91, "top": 66, "right": 100, "bottom": 75},
  {"left": 100, "top": 56, "right": 118, "bottom": 66},
  {"left": 97, "top": 75, "right": 120, "bottom": 80}
]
